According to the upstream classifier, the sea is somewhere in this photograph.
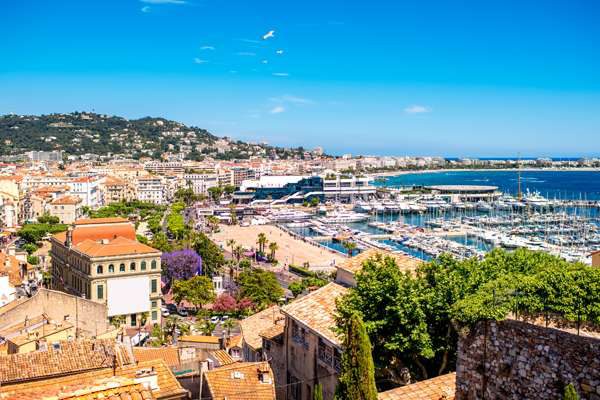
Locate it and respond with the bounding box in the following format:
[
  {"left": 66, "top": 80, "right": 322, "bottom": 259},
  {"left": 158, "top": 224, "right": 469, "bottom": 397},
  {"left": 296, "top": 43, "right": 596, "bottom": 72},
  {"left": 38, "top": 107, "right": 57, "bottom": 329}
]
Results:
[{"left": 375, "top": 170, "right": 600, "bottom": 200}]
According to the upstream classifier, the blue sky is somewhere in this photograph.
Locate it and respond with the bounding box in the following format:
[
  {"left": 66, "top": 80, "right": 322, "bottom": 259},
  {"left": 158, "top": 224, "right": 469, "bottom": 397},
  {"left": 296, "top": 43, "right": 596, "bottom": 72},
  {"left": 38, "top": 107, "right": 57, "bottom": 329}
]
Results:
[{"left": 2, "top": 0, "right": 600, "bottom": 157}]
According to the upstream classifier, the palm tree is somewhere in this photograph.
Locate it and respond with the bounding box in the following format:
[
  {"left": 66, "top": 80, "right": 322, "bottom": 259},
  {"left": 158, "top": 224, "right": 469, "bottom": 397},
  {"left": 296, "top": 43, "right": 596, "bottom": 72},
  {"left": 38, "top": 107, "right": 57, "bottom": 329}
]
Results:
[
  {"left": 268, "top": 241, "right": 279, "bottom": 262},
  {"left": 228, "top": 203, "right": 238, "bottom": 225},
  {"left": 342, "top": 241, "right": 357, "bottom": 257},
  {"left": 257, "top": 233, "right": 268, "bottom": 254},
  {"left": 226, "top": 239, "right": 236, "bottom": 256},
  {"left": 196, "top": 320, "right": 217, "bottom": 336},
  {"left": 109, "top": 315, "right": 126, "bottom": 330},
  {"left": 222, "top": 318, "right": 237, "bottom": 338},
  {"left": 206, "top": 216, "right": 219, "bottom": 233},
  {"left": 234, "top": 245, "right": 244, "bottom": 263}
]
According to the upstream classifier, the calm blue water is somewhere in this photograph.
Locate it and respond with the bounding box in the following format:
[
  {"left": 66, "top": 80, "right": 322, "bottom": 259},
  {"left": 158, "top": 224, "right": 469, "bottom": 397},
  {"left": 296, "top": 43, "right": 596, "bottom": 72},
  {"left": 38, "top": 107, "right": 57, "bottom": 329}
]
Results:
[{"left": 376, "top": 170, "right": 600, "bottom": 200}]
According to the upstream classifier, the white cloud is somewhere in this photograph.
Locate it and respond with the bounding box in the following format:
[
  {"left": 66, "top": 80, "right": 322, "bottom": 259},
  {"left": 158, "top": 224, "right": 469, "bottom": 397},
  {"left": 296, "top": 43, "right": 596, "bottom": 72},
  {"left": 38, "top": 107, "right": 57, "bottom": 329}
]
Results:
[
  {"left": 404, "top": 105, "right": 431, "bottom": 114},
  {"left": 270, "top": 106, "right": 285, "bottom": 114},
  {"left": 194, "top": 58, "right": 208, "bottom": 64},
  {"left": 140, "top": 0, "right": 186, "bottom": 4},
  {"left": 200, "top": 46, "right": 215, "bottom": 51},
  {"left": 236, "top": 52, "right": 256, "bottom": 57},
  {"left": 272, "top": 72, "right": 289, "bottom": 77},
  {"left": 141, "top": 6, "right": 151, "bottom": 12},
  {"left": 238, "top": 38, "right": 261, "bottom": 44},
  {"left": 269, "top": 94, "right": 314, "bottom": 105}
]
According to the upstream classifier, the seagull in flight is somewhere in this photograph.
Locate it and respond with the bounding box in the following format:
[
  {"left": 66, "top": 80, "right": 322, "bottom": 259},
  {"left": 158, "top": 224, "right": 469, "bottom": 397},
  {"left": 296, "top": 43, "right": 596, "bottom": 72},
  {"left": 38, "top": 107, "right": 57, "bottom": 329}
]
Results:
[
  {"left": 262, "top": 30, "right": 275, "bottom": 40},
  {"left": 276, "top": 49, "right": 284, "bottom": 55}
]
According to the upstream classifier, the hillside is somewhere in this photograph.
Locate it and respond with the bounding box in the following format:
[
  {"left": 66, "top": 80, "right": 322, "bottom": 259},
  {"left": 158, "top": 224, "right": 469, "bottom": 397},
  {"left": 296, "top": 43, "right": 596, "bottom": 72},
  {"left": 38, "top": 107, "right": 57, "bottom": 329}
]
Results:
[{"left": 0, "top": 112, "right": 307, "bottom": 160}]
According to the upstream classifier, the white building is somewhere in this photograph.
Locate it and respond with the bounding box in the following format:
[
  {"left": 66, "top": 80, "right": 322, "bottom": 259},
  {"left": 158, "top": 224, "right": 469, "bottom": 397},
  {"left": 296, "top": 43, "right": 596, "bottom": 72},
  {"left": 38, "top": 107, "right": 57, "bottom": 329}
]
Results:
[
  {"left": 136, "top": 176, "right": 167, "bottom": 205},
  {"left": 182, "top": 172, "right": 219, "bottom": 195},
  {"left": 68, "top": 176, "right": 102, "bottom": 208}
]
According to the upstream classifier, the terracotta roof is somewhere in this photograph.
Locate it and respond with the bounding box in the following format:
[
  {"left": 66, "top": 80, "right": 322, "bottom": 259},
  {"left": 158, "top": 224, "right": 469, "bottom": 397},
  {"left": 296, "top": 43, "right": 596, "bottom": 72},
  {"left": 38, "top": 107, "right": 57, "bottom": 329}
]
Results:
[
  {"left": 73, "top": 217, "right": 131, "bottom": 226},
  {"left": 208, "top": 350, "right": 236, "bottom": 366},
  {"left": 104, "top": 176, "right": 128, "bottom": 186},
  {"left": 73, "top": 236, "right": 160, "bottom": 258},
  {"left": 178, "top": 335, "right": 220, "bottom": 345},
  {"left": 53, "top": 222, "right": 137, "bottom": 247},
  {"left": 378, "top": 373, "right": 456, "bottom": 400},
  {"left": 132, "top": 347, "right": 180, "bottom": 368},
  {"left": 0, "top": 359, "right": 185, "bottom": 400},
  {"left": 239, "top": 306, "right": 283, "bottom": 351},
  {"left": 0, "top": 339, "right": 135, "bottom": 385},
  {"left": 227, "top": 335, "right": 243, "bottom": 349},
  {"left": 32, "top": 185, "right": 70, "bottom": 193},
  {"left": 281, "top": 283, "right": 348, "bottom": 347},
  {"left": 0, "top": 252, "right": 27, "bottom": 287},
  {"left": 258, "top": 324, "right": 284, "bottom": 341},
  {"left": 51, "top": 195, "right": 82, "bottom": 205},
  {"left": 203, "top": 362, "right": 276, "bottom": 400},
  {"left": 338, "top": 249, "right": 422, "bottom": 275}
]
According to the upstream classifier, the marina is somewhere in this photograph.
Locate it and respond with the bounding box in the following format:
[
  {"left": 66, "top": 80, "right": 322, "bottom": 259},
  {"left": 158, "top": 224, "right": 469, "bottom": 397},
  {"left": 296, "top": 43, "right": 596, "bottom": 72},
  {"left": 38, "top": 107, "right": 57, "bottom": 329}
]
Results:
[{"left": 272, "top": 171, "right": 600, "bottom": 264}]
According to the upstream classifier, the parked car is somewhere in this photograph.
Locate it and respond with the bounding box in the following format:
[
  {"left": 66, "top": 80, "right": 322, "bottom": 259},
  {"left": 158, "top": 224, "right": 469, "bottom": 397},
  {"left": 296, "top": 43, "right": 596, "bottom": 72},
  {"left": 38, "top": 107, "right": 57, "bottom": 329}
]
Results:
[
  {"left": 220, "top": 316, "right": 229, "bottom": 323},
  {"left": 177, "top": 307, "right": 188, "bottom": 317},
  {"left": 210, "top": 316, "right": 220, "bottom": 324},
  {"left": 166, "top": 303, "right": 178, "bottom": 313}
]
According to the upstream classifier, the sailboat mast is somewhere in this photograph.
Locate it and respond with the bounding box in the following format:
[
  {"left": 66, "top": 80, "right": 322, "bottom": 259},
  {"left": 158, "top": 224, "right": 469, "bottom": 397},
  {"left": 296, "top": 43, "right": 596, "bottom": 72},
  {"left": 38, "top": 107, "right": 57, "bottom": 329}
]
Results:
[{"left": 517, "top": 153, "right": 522, "bottom": 201}]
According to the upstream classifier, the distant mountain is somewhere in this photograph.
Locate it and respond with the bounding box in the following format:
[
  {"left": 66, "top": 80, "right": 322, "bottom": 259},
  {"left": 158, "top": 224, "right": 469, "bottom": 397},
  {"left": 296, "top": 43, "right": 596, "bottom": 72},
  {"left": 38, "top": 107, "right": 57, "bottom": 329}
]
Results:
[{"left": 0, "top": 112, "right": 309, "bottom": 160}]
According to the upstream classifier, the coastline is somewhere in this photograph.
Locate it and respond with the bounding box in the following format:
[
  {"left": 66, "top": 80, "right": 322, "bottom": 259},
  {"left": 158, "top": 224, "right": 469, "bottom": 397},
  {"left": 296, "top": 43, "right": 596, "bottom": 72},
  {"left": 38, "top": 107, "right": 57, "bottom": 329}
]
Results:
[{"left": 369, "top": 167, "right": 600, "bottom": 178}]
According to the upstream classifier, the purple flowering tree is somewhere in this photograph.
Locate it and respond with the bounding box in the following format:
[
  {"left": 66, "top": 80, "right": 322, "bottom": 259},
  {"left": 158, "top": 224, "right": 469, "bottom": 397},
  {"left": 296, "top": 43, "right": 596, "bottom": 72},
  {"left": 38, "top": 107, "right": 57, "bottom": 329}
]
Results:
[{"left": 161, "top": 249, "right": 203, "bottom": 286}]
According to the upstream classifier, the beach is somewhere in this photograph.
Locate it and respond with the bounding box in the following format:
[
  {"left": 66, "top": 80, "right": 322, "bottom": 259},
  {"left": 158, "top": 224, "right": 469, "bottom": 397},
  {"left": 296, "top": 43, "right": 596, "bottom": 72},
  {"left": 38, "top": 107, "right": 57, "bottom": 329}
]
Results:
[{"left": 210, "top": 224, "right": 345, "bottom": 268}]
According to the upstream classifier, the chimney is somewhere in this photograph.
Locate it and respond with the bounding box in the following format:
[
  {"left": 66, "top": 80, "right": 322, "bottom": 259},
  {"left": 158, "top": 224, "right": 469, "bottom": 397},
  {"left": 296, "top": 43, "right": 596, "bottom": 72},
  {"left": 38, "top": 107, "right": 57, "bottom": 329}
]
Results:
[
  {"left": 65, "top": 226, "right": 74, "bottom": 248},
  {"left": 135, "top": 368, "right": 159, "bottom": 390},
  {"left": 7, "top": 245, "right": 16, "bottom": 257}
]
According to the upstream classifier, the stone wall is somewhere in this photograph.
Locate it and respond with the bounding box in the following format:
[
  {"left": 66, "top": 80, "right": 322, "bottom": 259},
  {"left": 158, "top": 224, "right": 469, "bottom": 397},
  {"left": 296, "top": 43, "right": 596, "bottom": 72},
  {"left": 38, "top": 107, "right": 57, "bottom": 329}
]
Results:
[
  {"left": 0, "top": 288, "right": 109, "bottom": 337},
  {"left": 456, "top": 319, "right": 600, "bottom": 400}
]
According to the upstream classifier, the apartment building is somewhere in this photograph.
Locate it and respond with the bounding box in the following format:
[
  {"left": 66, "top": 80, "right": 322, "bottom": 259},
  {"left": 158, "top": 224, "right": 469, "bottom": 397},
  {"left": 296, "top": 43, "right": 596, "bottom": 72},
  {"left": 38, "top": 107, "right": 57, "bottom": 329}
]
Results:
[
  {"left": 280, "top": 283, "right": 348, "bottom": 400},
  {"left": 0, "top": 176, "right": 25, "bottom": 227},
  {"left": 144, "top": 161, "right": 184, "bottom": 175},
  {"left": 322, "top": 173, "right": 376, "bottom": 202},
  {"left": 101, "top": 175, "right": 136, "bottom": 204},
  {"left": 136, "top": 176, "right": 167, "bottom": 205},
  {"left": 68, "top": 176, "right": 102, "bottom": 208},
  {"left": 182, "top": 171, "right": 219, "bottom": 195},
  {"left": 50, "top": 217, "right": 163, "bottom": 327},
  {"left": 48, "top": 195, "right": 83, "bottom": 224}
]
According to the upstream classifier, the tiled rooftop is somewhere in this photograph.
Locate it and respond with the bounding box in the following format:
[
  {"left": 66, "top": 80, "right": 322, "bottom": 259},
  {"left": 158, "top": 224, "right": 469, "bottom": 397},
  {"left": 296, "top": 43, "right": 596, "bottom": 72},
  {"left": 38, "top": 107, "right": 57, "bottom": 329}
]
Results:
[
  {"left": 239, "top": 306, "right": 283, "bottom": 351},
  {"left": 178, "top": 335, "right": 220, "bottom": 344},
  {"left": 209, "top": 349, "right": 236, "bottom": 366},
  {"left": 0, "top": 339, "right": 135, "bottom": 385},
  {"left": 132, "top": 347, "right": 180, "bottom": 368},
  {"left": 281, "top": 283, "right": 348, "bottom": 346},
  {"left": 73, "top": 236, "right": 160, "bottom": 257},
  {"left": 51, "top": 195, "right": 82, "bottom": 205},
  {"left": 0, "top": 359, "right": 185, "bottom": 400},
  {"left": 53, "top": 223, "right": 137, "bottom": 246},
  {"left": 204, "top": 362, "right": 276, "bottom": 400},
  {"left": 378, "top": 373, "right": 456, "bottom": 400}
]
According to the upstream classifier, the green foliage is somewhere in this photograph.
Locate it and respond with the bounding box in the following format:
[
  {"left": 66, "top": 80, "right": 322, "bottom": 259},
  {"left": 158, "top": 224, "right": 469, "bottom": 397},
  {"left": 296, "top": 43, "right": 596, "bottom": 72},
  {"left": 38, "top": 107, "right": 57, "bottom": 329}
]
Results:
[
  {"left": 208, "top": 186, "right": 223, "bottom": 202},
  {"left": 18, "top": 223, "right": 68, "bottom": 244},
  {"left": 172, "top": 275, "right": 216, "bottom": 309},
  {"left": 314, "top": 383, "right": 324, "bottom": 400},
  {"left": 193, "top": 233, "right": 225, "bottom": 276},
  {"left": 335, "top": 314, "right": 378, "bottom": 400},
  {"left": 23, "top": 243, "right": 39, "bottom": 255},
  {"left": 288, "top": 277, "right": 328, "bottom": 298},
  {"left": 37, "top": 213, "right": 59, "bottom": 224},
  {"left": 563, "top": 384, "right": 580, "bottom": 400},
  {"left": 151, "top": 232, "right": 173, "bottom": 253},
  {"left": 238, "top": 258, "right": 252, "bottom": 270},
  {"left": 337, "top": 249, "right": 600, "bottom": 384},
  {"left": 27, "top": 255, "right": 39, "bottom": 265},
  {"left": 167, "top": 202, "right": 187, "bottom": 239},
  {"left": 237, "top": 268, "right": 284, "bottom": 309},
  {"left": 289, "top": 264, "right": 319, "bottom": 278}
]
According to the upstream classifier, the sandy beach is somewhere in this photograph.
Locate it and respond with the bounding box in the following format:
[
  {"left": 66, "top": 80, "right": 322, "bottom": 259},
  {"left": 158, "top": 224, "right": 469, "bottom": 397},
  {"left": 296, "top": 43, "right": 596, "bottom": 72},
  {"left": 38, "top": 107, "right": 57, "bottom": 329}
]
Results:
[{"left": 210, "top": 224, "right": 345, "bottom": 268}]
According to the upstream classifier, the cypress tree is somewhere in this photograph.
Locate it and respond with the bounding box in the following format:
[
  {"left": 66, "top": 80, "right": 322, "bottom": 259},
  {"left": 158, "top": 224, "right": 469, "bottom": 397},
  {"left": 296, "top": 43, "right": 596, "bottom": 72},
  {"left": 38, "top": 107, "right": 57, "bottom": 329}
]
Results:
[
  {"left": 335, "top": 313, "right": 378, "bottom": 400},
  {"left": 563, "top": 384, "right": 579, "bottom": 400},
  {"left": 314, "top": 383, "right": 324, "bottom": 400}
]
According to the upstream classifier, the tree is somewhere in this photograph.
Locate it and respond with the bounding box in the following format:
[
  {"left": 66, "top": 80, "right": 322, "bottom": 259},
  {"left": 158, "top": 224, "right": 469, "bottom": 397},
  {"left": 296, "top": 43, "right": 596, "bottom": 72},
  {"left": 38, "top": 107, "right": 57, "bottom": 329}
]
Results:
[
  {"left": 208, "top": 186, "right": 223, "bottom": 203},
  {"left": 222, "top": 318, "right": 237, "bottom": 337},
  {"left": 109, "top": 315, "right": 126, "bottom": 329},
  {"left": 223, "top": 184, "right": 236, "bottom": 196},
  {"left": 213, "top": 293, "right": 238, "bottom": 314},
  {"left": 268, "top": 241, "right": 279, "bottom": 262},
  {"left": 151, "top": 232, "right": 173, "bottom": 253},
  {"left": 342, "top": 241, "right": 357, "bottom": 257},
  {"left": 564, "top": 384, "right": 580, "bottom": 400},
  {"left": 335, "top": 314, "right": 378, "bottom": 400},
  {"left": 314, "top": 383, "right": 324, "bottom": 400},
  {"left": 161, "top": 249, "right": 203, "bottom": 285},
  {"left": 23, "top": 243, "right": 38, "bottom": 255},
  {"left": 206, "top": 215, "right": 220, "bottom": 233},
  {"left": 289, "top": 281, "right": 305, "bottom": 297},
  {"left": 27, "top": 255, "right": 39, "bottom": 265},
  {"left": 172, "top": 276, "right": 216, "bottom": 310},
  {"left": 193, "top": 233, "right": 225, "bottom": 276},
  {"left": 229, "top": 203, "right": 238, "bottom": 225},
  {"left": 196, "top": 320, "right": 217, "bottom": 336},
  {"left": 226, "top": 239, "right": 236, "bottom": 257},
  {"left": 37, "top": 213, "right": 59, "bottom": 224},
  {"left": 238, "top": 269, "right": 284, "bottom": 309},
  {"left": 257, "top": 233, "right": 268, "bottom": 255}
]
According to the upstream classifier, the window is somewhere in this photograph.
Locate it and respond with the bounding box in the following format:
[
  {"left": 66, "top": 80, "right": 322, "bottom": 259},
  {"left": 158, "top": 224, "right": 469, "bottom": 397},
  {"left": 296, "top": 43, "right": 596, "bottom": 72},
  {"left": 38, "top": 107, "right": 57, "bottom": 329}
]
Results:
[
  {"left": 96, "top": 265, "right": 103, "bottom": 274},
  {"left": 151, "top": 279, "right": 157, "bottom": 293},
  {"left": 108, "top": 264, "right": 114, "bottom": 273},
  {"left": 119, "top": 263, "right": 125, "bottom": 272},
  {"left": 130, "top": 262, "right": 136, "bottom": 271},
  {"left": 141, "top": 261, "right": 147, "bottom": 271},
  {"left": 318, "top": 338, "right": 334, "bottom": 367},
  {"left": 291, "top": 321, "right": 308, "bottom": 348},
  {"left": 131, "top": 314, "right": 137, "bottom": 326},
  {"left": 97, "top": 285, "right": 104, "bottom": 300},
  {"left": 152, "top": 310, "right": 157, "bottom": 321},
  {"left": 151, "top": 260, "right": 157, "bottom": 270},
  {"left": 152, "top": 300, "right": 157, "bottom": 308}
]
